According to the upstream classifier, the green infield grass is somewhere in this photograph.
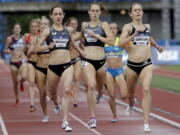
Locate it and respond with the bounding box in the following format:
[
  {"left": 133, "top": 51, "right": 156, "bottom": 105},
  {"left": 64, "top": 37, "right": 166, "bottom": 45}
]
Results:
[
  {"left": 151, "top": 75, "right": 180, "bottom": 93},
  {"left": 158, "top": 65, "right": 180, "bottom": 72}
]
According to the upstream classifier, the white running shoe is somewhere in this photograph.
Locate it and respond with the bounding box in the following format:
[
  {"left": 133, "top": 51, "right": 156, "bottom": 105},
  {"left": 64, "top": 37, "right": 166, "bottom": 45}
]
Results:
[
  {"left": 87, "top": 119, "right": 96, "bottom": 129},
  {"left": 125, "top": 106, "right": 133, "bottom": 116},
  {"left": 53, "top": 106, "right": 61, "bottom": 114},
  {"left": 61, "top": 121, "right": 72, "bottom": 132},
  {"left": 41, "top": 115, "right": 49, "bottom": 123},
  {"left": 144, "top": 123, "right": 151, "bottom": 132}
]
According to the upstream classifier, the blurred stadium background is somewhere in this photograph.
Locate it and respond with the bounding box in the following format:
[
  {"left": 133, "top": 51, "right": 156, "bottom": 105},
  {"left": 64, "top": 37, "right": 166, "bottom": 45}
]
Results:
[{"left": 0, "top": 0, "right": 179, "bottom": 94}]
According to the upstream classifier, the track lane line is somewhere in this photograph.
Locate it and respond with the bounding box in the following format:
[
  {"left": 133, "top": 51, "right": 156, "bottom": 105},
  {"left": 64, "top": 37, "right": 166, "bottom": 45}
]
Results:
[
  {"left": 80, "top": 85, "right": 180, "bottom": 129},
  {"left": 103, "top": 94, "right": 180, "bottom": 129},
  {"left": 69, "top": 112, "right": 102, "bottom": 135},
  {"left": 0, "top": 114, "right": 9, "bottom": 135},
  {"left": 46, "top": 94, "right": 102, "bottom": 134}
]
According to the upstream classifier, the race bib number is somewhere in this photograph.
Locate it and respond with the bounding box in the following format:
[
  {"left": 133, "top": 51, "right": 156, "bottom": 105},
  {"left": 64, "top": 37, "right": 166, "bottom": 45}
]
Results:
[
  {"left": 13, "top": 44, "right": 24, "bottom": 50},
  {"left": 84, "top": 33, "right": 97, "bottom": 42},
  {"left": 53, "top": 39, "right": 69, "bottom": 47},
  {"left": 133, "top": 34, "right": 150, "bottom": 46},
  {"left": 106, "top": 52, "right": 120, "bottom": 58}
]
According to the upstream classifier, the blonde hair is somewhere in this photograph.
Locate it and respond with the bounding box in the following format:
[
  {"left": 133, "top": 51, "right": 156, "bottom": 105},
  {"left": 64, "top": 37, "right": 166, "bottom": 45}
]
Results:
[
  {"left": 41, "top": 16, "right": 50, "bottom": 25},
  {"left": 29, "top": 18, "right": 40, "bottom": 28}
]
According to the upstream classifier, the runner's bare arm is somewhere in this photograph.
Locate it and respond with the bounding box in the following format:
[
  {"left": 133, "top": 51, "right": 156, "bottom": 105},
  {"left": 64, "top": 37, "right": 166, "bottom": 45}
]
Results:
[
  {"left": 3, "top": 37, "right": 12, "bottom": 54},
  {"left": 35, "top": 28, "right": 51, "bottom": 53},
  {"left": 118, "top": 24, "right": 137, "bottom": 48}
]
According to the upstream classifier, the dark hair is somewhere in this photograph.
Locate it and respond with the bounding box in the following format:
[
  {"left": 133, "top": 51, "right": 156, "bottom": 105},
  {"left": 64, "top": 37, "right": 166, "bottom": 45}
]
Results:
[
  {"left": 110, "top": 22, "right": 121, "bottom": 35},
  {"left": 12, "top": 24, "right": 21, "bottom": 33},
  {"left": 110, "top": 22, "right": 118, "bottom": 27},
  {"left": 49, "top": 5, "right": 63, "bottom": 15},
  {"left": 89, "top": 2, "right": 108, "bottom": 16},
  {"left": 129, "top": 3, "right": 142, "bottom": 14},
  {"left": 64, "top": 17, "right": 78, "bottom": 27}
]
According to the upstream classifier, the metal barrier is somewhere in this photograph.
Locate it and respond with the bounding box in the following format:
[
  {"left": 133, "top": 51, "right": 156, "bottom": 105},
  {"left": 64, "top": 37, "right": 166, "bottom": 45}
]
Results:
[{"left": 0, "top": 0, "right": 157, "bottom": 2}]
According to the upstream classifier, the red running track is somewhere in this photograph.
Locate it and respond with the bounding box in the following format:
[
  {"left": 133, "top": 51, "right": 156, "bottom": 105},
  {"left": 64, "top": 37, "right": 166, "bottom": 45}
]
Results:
[
  {"left": 0, "top": 63, "right": 179, "bottom": 135},
  {"left": 154, "top": 68, "right": 180, "bottom": 79},
  {"left": 134, "top": 85, "right": 180, "bottom": 123}
]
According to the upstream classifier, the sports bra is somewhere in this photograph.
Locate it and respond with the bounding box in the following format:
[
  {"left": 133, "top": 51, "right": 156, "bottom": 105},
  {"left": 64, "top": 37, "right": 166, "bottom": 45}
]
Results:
[
  {"left": 47, "top": 27, "right": 70, "bottom": 51},
  {"left": 9, "top": 36, "right": 24, "bottom": 50},
  {"left": 129, "top": 24, "right": 151, "bottom": 46},
  {"left": 83, "top": 23, "right": 105, "bottom": 47},
  {"left": 104, "top": 37, "right": 123, "bottom": 58}
]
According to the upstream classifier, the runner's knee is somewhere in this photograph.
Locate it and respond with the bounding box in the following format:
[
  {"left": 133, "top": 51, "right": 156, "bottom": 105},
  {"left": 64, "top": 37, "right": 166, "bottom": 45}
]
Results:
[
  {"left": 108, "top": 90, "right": 115, "bottom": 97},
  {"left": 87, "top": 81, "right": 96, "bottom": 91},
  {"left": 74, "top": 73, "right": 80, "bottom": 82},
  {"left": 143, "top": 87, "right": 150, "bottom": 96}
]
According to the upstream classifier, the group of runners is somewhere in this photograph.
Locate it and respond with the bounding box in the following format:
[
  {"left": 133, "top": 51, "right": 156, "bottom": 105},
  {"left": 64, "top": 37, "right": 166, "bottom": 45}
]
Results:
[{"left": 3, "top": 2, "right": 164, "bottom": 132}]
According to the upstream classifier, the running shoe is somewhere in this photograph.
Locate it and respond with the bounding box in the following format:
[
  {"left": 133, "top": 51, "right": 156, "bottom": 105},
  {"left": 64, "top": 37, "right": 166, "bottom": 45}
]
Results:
[
  {"left": 111, "top": 117, "right": 119, "bottom": 123},
  {"left": 53, "top": 105, "right": 61, "bottom": 114},
  {"left": 20, "top": 81, "right": 24, "bottom": 92},
  {"left": 87, "top": 118, "right": 96, "bottom": 128},
  {"left": 129, "top": 98, "right": 137, "bottom": 106},
  {"left": 41, "top": 115, "right": 49, "bottom": 123},
  {"left": 29, "top": 105, "right": 36, "bottom": 112},
  {"left": 73, "top": 101, "right": 78, "bottom": 108},
  {"left": 144, "top": 123, "right": 151, "bottom": 132},
  {"left": 61, "top": 121, "right": 72, "bottom": 132},
  {"left": 14, "top": 99, "right": 20, "bottom": 107},
  {"left": 125, "top": 105, "right": 133, "bottom": 116},
  {"left": 96, "top": 94, "right": 102, "bottom": 104},
  {"left": 73, "top": 103, "right": 78, "bottom": 108},
  {"left": 132, "top": 98, "right": 137, "bottom": 105}
]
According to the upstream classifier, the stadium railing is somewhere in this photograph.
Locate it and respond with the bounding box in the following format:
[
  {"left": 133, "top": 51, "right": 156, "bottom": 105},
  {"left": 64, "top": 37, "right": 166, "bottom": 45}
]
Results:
[
  {"left": 0, "top": 0, "right": 158, "bottom": 2},
  {"left": 157, "top": 40, "right": 180, "bottom": 46}
]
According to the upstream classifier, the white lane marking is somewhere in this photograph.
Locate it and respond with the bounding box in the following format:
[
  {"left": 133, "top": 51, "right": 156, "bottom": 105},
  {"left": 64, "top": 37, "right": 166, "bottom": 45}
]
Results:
[
  {"left": 0, "top": 114, "right": 9, "bottom": 135},
  {"left": 0, "top": 99, "right": 39, "bottom": 102},
  {"left": 69, "top": 112, "right": 102, "bottom": 135},
  {"left": 151, "top": 86, "right": 180, "bottom": 95},
  {"left": 46, "top": 92, "right": 102, "bottom": 134},
  {"left": 0, "top": 65, "right": 102, "bottom": 134},
  {"left": 0, "top": 77, "right": 10, "bottom": 80},
  {"left": 80, "top": 85, "right": 180, "bottom": 129},
  {"left": 5, "top": 117, "right": 144, "bottom": 123},
  {"left": 103, "top": 94, "right": 180, "bottom": 129}
]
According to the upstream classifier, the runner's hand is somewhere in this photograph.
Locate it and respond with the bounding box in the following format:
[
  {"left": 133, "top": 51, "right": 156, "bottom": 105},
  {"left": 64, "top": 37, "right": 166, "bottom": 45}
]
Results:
[
  {"left": 88, "top": 31, "right": 97, "bottom": 38},
  {"left": 49, "top": 42, "right": 55, "bottom": 49},
  {"left": 157, "top": 46, "right": 164, "bottom": 53}
]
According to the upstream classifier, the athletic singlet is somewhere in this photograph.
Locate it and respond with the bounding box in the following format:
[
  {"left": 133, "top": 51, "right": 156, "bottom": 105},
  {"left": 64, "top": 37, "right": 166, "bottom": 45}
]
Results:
[
  {"left": 25, "top": 34, "right": 31, "bottom": 44},
  {"left": 104, "top": 37, "right": 123, "bottom": 58},
  {"left": 129, "top": 24, "right": 151, "bottom": 46},
  {"left": 83, "top": 23, "right": 105, "bottom": 47},
  {"left": 25, "top": 33, "right": 39, "bottom": 46},
  {"left": 9, "top": 36, "right": 24, "bottom": 50},
  {"left": 47, "top": 27, "right": 70, "bottom": 51}
]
